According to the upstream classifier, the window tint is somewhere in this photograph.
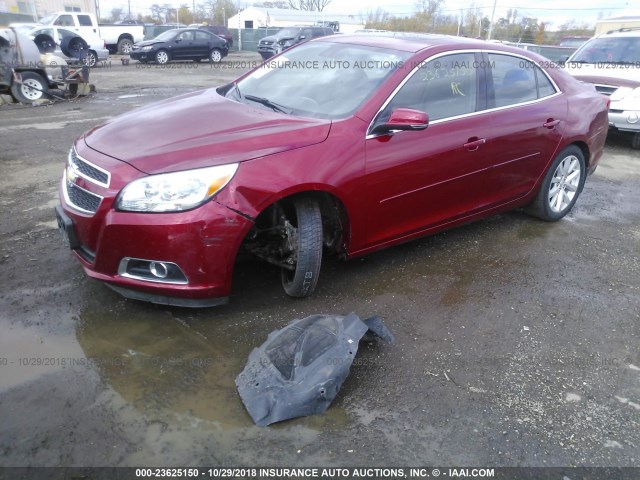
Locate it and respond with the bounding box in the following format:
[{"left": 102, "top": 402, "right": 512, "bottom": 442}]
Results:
[
  {"left": 78, "top": 15, "right": 93, "bottom": 26},
  {"left": 195, "top": 31, "right": 210, "bottom": 41},
  {"left": 381, "top": 53, "right": 478, "bottom": 122},
  {"left": 300, "top": 28, "right": 313, "bottom": 39},
  {"left": 488, "top": 54, "right": 543, "bottom": 107}
]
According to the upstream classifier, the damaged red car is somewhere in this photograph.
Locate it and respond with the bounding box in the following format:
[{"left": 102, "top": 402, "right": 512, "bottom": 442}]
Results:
[{"left": 55, "top": 34, "right": 609, "bottom": 307}]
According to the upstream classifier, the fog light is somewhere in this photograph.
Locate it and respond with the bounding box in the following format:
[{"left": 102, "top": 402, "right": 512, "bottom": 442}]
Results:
[
  {"left": 150, "top": 261, "right": 168, "bottom": 278},
  {"left": 118, "top": 257, "right": 188, "bottom": 284},
  {"left": 627, "top": 112, "right": 639, "bottom": 124}
]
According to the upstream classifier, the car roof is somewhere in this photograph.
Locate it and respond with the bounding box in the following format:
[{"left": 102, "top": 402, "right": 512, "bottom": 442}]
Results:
[
  {"left": 317, "top": 32, "right": 504, "bottom": 53},
  {"left": 599, "top": 28, "right": 640, "bottom": 38}
]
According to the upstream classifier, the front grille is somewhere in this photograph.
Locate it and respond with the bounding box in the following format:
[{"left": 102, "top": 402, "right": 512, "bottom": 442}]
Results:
[
  {"left": 69, "top": 149, "right": 110, "bottom": 187},
  {"left": 594, "top": 84, "right": 618, "bottom": 96},
  {"left": 65, "top": 176, "right": 103, "bottom": 214}
]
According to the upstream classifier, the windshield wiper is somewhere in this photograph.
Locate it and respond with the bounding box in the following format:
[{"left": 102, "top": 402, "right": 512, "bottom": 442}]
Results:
[
  {"left": 244, "top": 94, "right": 291, "bottom": 114},
  {"left": 233, "top": 82, "right": 242, "bottom": 100}
]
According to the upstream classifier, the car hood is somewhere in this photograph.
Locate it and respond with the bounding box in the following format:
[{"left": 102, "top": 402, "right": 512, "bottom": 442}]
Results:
[
  {"left": 563, "top": 64, "right": 640, "bottom": 87},
  {"left": 133, "top": 39, "right": 163, "bottom": 48},
  {"left": 83, "top": 88, "right": 332, "bottom": 175}
]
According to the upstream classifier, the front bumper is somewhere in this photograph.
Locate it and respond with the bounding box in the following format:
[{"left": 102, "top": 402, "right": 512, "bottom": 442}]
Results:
[
  {"left": 130, "top": 50, "right": 153, "bottom": 61},
  {"left": 56, "top": 148, "right": 254, "bottom": 306}
]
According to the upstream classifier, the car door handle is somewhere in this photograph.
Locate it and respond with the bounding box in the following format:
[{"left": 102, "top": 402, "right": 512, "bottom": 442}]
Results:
[
  {"left": 463, "top": 137, "right": 486, "bottom": 151},
  {"left": 543, "top": 119, "right": 561, "bottom": 129}
]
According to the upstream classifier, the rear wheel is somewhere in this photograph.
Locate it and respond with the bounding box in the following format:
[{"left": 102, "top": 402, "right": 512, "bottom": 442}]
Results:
[
  {"left": 209, "top": 48, "right": 222, "bottom": 63},
  {"left": 83, "top": 50, "right": 97, "bottom": 67},
  {"left": 280, "top": 199, "right": 323, "bottom": 298},
  {"left": 527, "top": 146, "right": 586, "bottom": 221},
  {"left": 11, "top": 71, "right": 48, "bottom": 103},
  {"left": 117, "top": 38, "right": 134, "bottom": 55}
]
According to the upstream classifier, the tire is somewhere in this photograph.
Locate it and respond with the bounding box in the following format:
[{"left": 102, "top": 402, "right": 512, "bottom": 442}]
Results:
[
  {"left": 155, "top": 49, "right": 169, "bottom": 64},
  {"left": 117, "top": 38, "right": 134, "bottom": 55},
  {"left": 281, "top": 199, "right": 323, "bottom": 298},
  {"left": 83, "top": 50, "right": 97, "bottom": 67},
  {"left": 10, "top": 71, "right": 48, "bottom": 103},
  {"left": 632, "top": 132, "right": 640, "bottom": 150},
  {"left": 209, "top": 48, "right": 222, "bottom": 63},
  {"left": 527, "top": 146, "right": 586, "bottom": 221}
]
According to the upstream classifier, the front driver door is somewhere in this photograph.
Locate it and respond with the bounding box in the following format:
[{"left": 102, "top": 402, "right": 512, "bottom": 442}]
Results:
[{"left": 365, "top": 52, "right": 497, "bottom": 249}]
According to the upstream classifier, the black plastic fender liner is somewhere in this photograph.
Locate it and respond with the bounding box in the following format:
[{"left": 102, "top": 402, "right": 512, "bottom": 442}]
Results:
[
  {"left": 235, "top": 313, "right": 394, "bottom": 427},
  {"left": 60, "top": 34, "right": 89, "bottom": 60},
  {"left": 33, "top": 33, "right": 56, "bottom": 54}
]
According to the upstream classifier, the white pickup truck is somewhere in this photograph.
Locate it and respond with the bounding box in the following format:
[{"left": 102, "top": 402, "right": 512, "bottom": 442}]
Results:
[{"left": 39, "top": 12, "right": 145, "bottom": 54}]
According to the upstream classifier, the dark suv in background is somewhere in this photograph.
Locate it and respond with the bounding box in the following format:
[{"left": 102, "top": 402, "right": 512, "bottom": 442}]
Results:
[
  {"left": 258, "top": 25, "right": 333, "bottom": 59},
  {"left": 190, "top": 24, "right": 233, "bottom": 48}
]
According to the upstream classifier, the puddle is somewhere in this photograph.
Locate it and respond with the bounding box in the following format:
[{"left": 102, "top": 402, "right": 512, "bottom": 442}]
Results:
[{"left": 0, "top": 316, "right": 85, "bottom": 391}]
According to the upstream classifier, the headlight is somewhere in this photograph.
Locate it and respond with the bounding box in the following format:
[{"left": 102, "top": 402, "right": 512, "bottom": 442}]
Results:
[
  {"left": 117, "top": 163, "right": 238, "bottom": 212},
  {"left": 140, "top": 45, "right": 153, "bottom": 51}
]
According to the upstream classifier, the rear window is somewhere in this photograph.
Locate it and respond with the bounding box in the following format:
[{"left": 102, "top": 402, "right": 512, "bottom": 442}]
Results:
[{"left": 78, "top": 15, "right": 93, "bottom": 27}]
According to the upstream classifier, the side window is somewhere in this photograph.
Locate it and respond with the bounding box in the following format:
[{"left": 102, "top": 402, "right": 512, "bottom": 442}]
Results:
[
  {"left": 177, "top": 31, "right": 194, "bottom": 41},
  {"left": 78, "top": 15, "right": 93, "bottom": 27},
  {"left": 488, "top": 54, "right": 539, "bottom": 107},
  {"left": 380, "top": 53, "right": 478, "bottom": 123},
  {"left": 311, "top": 28, "right": 325, "bottom": 38},
  {"left": 535, "top": 67, "right": 556, "bottom": 98},
  {"left": 55, "top": 15, "right": 74, "bottom": 27},
  {"left": 300, "top": 28, "right": 313, "bottom": 40},
  {"left": 195, "top": 31, "right": 210, "bottom": 41}
]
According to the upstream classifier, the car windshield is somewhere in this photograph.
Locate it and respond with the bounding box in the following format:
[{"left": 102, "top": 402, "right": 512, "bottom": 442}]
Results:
[
  {"left": 153, "top": 30, "right": 178, "bottom": 41},
  {"left": 570, "top": 36, "right": 640, "bottom": 64},
  {"left": 227, "top": 41, "right": 410, "bottom": 119},
  {"left": 39, "top": 14, "right": 57, "bottom": 25}
]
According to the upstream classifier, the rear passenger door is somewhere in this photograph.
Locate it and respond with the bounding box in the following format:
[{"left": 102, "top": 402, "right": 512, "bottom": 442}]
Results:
[
  {"left": 483, "top": 52, "right": 566, "bottom": 203},
  {"left": 194, "top": 30, "right": 213, "bottom": 58}
]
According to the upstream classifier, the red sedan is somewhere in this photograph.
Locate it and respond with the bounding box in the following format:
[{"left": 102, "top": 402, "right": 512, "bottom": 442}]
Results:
[{"left": 55, "top": 34, "right": 609, "bottom": 307}]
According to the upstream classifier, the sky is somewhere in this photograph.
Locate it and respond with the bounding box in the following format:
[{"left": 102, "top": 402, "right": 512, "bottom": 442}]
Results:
[{"left": 99, "top": 0, "right": 639, "bottom": 30}]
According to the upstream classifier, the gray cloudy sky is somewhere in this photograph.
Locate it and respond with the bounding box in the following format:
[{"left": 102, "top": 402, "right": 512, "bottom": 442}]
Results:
[{"left": 100, "top": 0, "right": 639, "bottom": 29}]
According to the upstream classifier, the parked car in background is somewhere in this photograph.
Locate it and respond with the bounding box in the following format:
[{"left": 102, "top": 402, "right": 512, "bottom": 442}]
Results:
[
  {"left": 38, "top": 11, "right": 144, "bottom": 54},
  {"left": 56, "top": 34, "right": 609, "bottom": 307},
  {"left": 189, "top": 24, "right": 233, "bottom": 48},
  {"left": 563, "top": 29, "right": 640, "bottom": 149},
  {"left": 29, "top": 26, "right": 109, "bottom": 67},
  {"left": 558, "top": 36, "right": 590, "bottom": 48},
  {"left": 130, "top": 28, "right": 228, "bottom": 64},
  {"left": 257, "top": 25, "right": 333, "bottom": 59}
]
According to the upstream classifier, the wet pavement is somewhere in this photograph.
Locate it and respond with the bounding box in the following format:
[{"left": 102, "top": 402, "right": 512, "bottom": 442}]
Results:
[{"left": 0, "top": 53, "right": 639, "bottom": 469}]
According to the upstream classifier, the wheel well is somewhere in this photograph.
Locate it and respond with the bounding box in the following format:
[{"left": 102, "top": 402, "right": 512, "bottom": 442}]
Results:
[
  {"left": 250, "top": 191, "right": 349, "bottom": 254},
  {"left": 118, "top": 34, "right": 134, "bottom": 43},
  {"left": 571, "top": 141, "right": 590, "bottom": 168}
]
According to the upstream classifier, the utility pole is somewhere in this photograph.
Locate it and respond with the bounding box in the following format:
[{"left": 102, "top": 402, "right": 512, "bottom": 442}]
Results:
[{"left": 487, "top": 0, "right": 497, "bottom": 40}]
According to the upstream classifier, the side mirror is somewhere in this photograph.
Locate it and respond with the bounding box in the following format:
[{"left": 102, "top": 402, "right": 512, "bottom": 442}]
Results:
[
  {"left": 370, "top": 108, "right": 429, "bottom": 136},
  {"left": 175, "top": 38, "right": 182, "bottom": 43},
  {"left": 299, "top": 35, "right": 306, "bottom": 40}
]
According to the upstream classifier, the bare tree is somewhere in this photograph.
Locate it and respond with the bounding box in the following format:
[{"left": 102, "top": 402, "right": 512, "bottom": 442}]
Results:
[
  {"left": 110, "top": 7, "right": 124, "bottom": 22},
  {"left": 254, "top": 1, "right": 290, "bottom": 7},
  {"left": 288, "top": 0, "right": 331, "bottom": 12}
]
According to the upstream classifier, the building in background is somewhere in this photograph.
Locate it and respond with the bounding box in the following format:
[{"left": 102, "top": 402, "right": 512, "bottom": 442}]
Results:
[
  {"left": 1, "top": 0, "right": 97, "bottom": 23},
  {"left": 227, "top": 7, "right": 364, "bottom": 34},
  {"left": 595, "top": 16, "right": 640, "bottom": 35}
]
